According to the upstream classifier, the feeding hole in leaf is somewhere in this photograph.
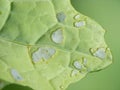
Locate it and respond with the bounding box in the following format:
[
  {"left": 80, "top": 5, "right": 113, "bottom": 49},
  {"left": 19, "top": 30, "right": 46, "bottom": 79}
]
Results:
[
  {"left": 32, "top": 47, "right": 56, "bottom": 63},
  {"left": 51, "top": 29, "right": 64, "bottom": 44},
  {"left": 56, "top": 12, "right": 66, "bottom": 23},
  {"left": 74, "top": 21, "right": 85, "bottom": 28},
  {"left": 74, "top": 14, "right": 81, "bottom": 20},
  {"left": 10, "top": 69, "right": 23, "bottom": 81},
  {"left": 73, "top": 61, "right": 82, "bottom": 70},
  {"left": 71, "top": 69, "right": 79, "bottom": 77},
  {"left": 91, "top": 48, "right": 106, "bottom": 59}
]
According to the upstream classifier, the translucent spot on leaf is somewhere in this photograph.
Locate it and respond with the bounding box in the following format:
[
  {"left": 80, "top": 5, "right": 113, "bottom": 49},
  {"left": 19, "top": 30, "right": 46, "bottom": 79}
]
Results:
[
  {"left": 74, "top": 21, "right": 85, "bottom": 28},
  {"left": 92, "top": 48, "right": 106, "bottom": 59},
  {"left": 71, "top": 69, "right": 79, "bottom": 77},
  {"left": 11, "top": 69, "right": 23, "bottom": 81},
  {"left": 74, "top": 14, "right": 80, "bottom": 20},
  {"left": 73, "top": 61, "right": 82, "bottom": 70},
  {"left": 56, "top": 12, "right": 66, "bottom": 23},
  {"left": 51, "top": 29, "right": 64, "bottom": 44},
  {"left": 32, "top": 47, "right": 56, "bottom": 62},
  {"left": 38, "top": 47, "right": 56, "bottom": 60},
  {"left": 32, "top": 51, "right": 42, "bottom": 62}
]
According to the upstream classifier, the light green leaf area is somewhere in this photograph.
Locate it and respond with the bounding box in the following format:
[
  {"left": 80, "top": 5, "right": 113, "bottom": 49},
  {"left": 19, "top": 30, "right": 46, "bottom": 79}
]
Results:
[{"left": 0, "top": 0, "right": 112, "bottom": 90}]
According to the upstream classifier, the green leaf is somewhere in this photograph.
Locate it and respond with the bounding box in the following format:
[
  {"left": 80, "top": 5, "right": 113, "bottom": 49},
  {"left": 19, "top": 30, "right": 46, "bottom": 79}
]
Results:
[{"left": 0, "top": 0, "right": 112, "bottom": 90}]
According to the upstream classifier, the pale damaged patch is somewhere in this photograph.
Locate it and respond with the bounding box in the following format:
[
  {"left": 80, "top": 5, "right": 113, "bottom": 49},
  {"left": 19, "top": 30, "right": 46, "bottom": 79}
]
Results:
[
  {"left": 73, "top": 61, "right": 82, "bottom": 70},
  {"left": 11, "top": 69, "right": 23, "bottom": 81},
  {"left": 51, "top": 29, "right": 64, "bottom": 44},
  {"left": 74, "top": 14, "right": 81, "bottom": 20},
  {"left": 91, "top": 48, "right": 106, "bottom": 59},
  {"left": 32, "top": 47, "right": 56, "bottom": 62},
  {"left": 56, "top": 12, "right": 66, "bottom": 23},
  {"left": 71, "top": 69, "right": 79, "bottom": 77},
  {"left": 74, "top": 21, "right": 85, "bottom": 28}
]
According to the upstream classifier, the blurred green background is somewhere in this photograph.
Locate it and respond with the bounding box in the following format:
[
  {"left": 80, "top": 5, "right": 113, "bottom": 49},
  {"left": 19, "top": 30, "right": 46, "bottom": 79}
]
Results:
[
  {"left": 68, "top": 0, "right": 120, "bottom": 90},
  {"left": 2, "top": 0, "right": 120, "bottom": 90}
]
